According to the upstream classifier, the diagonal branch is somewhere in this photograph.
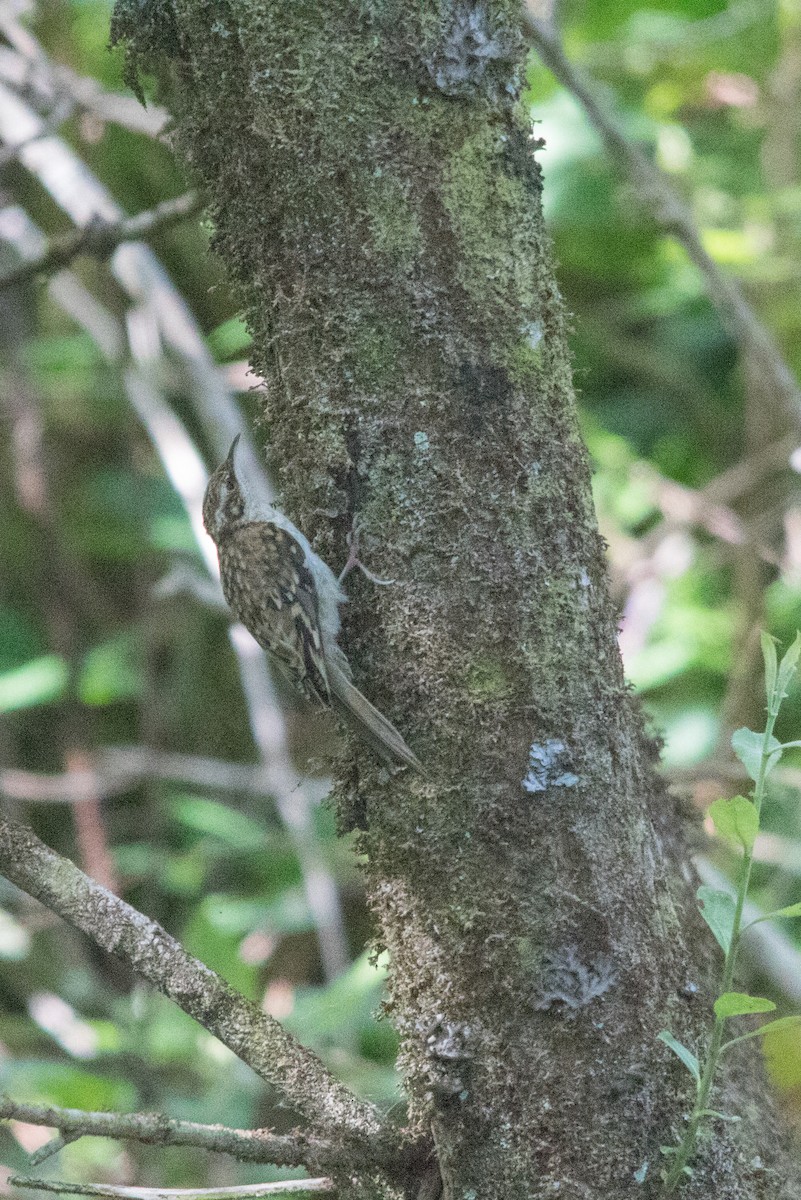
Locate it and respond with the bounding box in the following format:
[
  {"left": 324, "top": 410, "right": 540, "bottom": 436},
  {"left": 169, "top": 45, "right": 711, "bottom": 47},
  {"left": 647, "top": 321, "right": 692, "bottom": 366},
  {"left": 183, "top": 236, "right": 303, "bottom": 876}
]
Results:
[
  {"left": 0, "top": 191, "right": 202, "bottom": 290},
  {"left": 0, "top": 818, "right": 379, "bottom": 1143},
  {"left": 522, "top": 7, "right": 801, "bottom": 422}
]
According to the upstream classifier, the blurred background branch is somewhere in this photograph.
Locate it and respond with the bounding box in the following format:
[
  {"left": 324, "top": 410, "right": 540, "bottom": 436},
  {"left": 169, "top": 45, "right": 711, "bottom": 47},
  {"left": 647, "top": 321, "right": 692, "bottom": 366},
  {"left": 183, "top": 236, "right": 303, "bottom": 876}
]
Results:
[
  {"left": 0, "top": 191, "right": 202, "bottom": 289},
  {"left": 523, "top": 5, "right": 801, "bottom": 421}
]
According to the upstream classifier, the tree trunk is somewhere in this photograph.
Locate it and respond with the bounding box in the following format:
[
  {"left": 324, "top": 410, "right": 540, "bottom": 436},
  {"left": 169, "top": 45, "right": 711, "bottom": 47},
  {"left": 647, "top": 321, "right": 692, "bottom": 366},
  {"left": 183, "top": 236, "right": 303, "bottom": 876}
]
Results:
[{"left": 110, "top": 1, "right": 801, "bottom": 1195}]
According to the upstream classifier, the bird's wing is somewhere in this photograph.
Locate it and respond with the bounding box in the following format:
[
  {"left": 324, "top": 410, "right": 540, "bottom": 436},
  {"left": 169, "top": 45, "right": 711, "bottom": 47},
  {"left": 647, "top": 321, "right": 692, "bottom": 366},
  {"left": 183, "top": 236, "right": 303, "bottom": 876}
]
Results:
[{"left": 219, "top": 521, "right": 331, "bottom": 706}]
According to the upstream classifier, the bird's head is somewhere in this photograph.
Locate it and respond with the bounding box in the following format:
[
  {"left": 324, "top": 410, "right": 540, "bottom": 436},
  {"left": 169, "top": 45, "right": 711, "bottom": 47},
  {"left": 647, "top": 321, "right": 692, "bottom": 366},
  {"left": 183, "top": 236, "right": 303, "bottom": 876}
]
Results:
[{"left": 202, "top": 435, "right": 246, "bottom": 543}]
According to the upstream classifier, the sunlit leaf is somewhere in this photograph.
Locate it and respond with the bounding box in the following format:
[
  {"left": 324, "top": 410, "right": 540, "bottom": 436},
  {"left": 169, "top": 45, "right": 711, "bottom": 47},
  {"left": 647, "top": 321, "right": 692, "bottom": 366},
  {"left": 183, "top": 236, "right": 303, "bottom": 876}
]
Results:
[
  {"left": 731, "top": 727, "right": 781, "bottom": 782},
  {"left": 762, "top": 1017, "right": 801, "bottom": 1088},
  {"left": 170, "top": 796, "right": 270, "bottom": 851},
  {"left": 0, "top": 655, "right": 68, "bottom": 713},
  {"left": 747, "top": 902, "right": 801, "bottom": 927},
  {"left": 708, "top": 795, "right": 758, "bottom": 851},
  {"left": 207, "top": 316, "right": 252, "bottom": 361},
  {"left": 78, "top": 633, "right": 144, "bottom": 706},
  {"left": 722, "top": 1016, "right": 801, "bottom": 1056},
  {"left": 714, "top": 993, "right": 776, "bottom": 1019}
]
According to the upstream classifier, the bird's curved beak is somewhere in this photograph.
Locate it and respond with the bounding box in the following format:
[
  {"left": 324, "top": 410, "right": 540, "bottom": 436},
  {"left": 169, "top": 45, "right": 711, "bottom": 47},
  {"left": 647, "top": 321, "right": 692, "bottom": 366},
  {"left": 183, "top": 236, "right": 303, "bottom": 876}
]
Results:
[{"left": 224, "top": 434, "right": 241, "bottom": 467}]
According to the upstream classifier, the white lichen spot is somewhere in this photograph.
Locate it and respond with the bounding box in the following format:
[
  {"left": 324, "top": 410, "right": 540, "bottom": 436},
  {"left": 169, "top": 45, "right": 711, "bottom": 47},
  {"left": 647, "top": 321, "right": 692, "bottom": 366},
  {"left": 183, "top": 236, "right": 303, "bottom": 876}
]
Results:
[
  {"left": 535, "top": 945, "right": 618, "bottom": 1015},
  {"left": 523, "top": 319, "right": 544, "bottom": 349},
  {"left": 523, "top": 740, "right": 580, "bottom": 793},
  {"left": 425, "top": 1, "right": 521, "bottom": 97}
]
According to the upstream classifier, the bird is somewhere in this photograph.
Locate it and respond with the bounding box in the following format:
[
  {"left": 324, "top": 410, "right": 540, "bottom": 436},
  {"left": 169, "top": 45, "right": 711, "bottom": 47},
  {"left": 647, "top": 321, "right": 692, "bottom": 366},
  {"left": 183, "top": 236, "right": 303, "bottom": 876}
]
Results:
[{"left": 202, "top": 436, "right": 422, "bottom": 771}]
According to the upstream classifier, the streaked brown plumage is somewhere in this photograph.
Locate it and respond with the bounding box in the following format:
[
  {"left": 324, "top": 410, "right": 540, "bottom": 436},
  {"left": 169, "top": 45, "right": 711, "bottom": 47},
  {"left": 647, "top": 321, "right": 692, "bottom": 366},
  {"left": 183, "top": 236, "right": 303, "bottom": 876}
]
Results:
[
  {"left": 219, "top": 521, "right": 330, "bottom": 705},
  {"left": 202, "top": 437, "right": 421, "bottom": 771}
]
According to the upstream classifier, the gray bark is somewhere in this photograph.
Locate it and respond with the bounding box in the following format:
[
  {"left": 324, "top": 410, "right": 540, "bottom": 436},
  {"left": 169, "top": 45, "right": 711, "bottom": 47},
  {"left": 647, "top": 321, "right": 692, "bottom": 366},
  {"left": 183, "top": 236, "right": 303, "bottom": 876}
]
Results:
[{"left": 107, "top": 2, "right": 801, "bottom": 1196}]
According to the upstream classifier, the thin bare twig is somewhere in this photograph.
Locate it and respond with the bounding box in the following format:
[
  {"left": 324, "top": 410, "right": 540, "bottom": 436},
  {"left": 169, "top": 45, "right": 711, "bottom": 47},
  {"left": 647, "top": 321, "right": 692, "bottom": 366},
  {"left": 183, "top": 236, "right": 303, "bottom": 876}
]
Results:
[
  {"left": 0, "top": 1100, "right": 334, "bottom": 1170},
  {"left": 0, "top": 817, "right": 380, "bottom": 1142},
  {"left": 9, "top": 1178, "right": 334, "bottom": 1199},
  {"left": 0, "top": 92, "right": 73, "bottom": 167},
  {"left": 0, "top": 746, "right": 310, "bottom": 804},
  {"left": 0, "top": 191, "right": 202, "bottom": 289},
  {"left": 522, "top": 8, "right": 801, "bottom": 422}
]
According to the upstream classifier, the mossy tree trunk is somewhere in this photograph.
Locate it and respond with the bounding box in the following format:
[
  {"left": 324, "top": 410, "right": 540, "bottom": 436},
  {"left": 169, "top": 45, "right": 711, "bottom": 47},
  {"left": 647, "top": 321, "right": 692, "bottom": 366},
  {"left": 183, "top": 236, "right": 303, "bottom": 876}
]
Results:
[{"left": 111, "top": 2, "right": 800, "bottom": 1196}]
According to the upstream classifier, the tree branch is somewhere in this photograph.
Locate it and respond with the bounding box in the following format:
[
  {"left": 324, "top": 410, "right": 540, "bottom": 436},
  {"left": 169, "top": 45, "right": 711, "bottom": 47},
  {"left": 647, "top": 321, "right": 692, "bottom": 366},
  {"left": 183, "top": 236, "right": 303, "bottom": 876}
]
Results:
[
  {"left": 9, "top": 1178, "right": 334, "bottom": 1199},
  {"left": 0, "top": 192, "right": 202, "bottom": 290},
  {"left": 0, "top": 818, "right": 379, "bottom": 1142},
  {"left": 522, "top": 7, "right": 801, "bottom": 421},
  {"left": 0, "top": 1100, "right": 333, "bottom": 1170},
  {"left": 0, "top": 747, "right": 305, "bottom": 804}
]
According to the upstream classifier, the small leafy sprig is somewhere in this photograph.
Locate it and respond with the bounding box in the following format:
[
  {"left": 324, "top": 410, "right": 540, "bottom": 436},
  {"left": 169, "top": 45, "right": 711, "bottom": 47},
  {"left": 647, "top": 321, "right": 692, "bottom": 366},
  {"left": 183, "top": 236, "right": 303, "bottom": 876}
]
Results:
[{"left": 659, "top": 632, "right": 801, "bottom": 1191}]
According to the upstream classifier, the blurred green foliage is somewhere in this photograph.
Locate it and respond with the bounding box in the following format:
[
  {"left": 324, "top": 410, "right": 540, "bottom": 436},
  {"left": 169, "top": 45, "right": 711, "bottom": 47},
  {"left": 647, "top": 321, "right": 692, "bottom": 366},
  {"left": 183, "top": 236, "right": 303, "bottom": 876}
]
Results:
[{"left": 2, "top": 0, "right": 801, "bottom": 1186}]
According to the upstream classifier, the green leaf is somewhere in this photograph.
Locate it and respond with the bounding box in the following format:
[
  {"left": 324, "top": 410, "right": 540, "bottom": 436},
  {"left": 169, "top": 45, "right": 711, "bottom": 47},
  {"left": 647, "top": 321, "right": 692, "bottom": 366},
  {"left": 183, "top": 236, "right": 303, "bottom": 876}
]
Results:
[
  {"left": 768, "top": 901, "right": 801, "bottom": 919},
  {"left": 697, "top": 886, "right": 736, "bottom": 954},
  {"left": 761, "top": 631, "right": 778, "bottom": 702},
  {"left": 708, "top": 795, "right": 758, "bottom": 851},
  {"left": 657, "top": 1030, "right": 700, "bottom": 1082},
  {"left": 207, "top": 316, "right": 252, "bottom": 361},
  {"left": 747, "top": 902, "right": 801, "bottom": 927},
  {"left": 731, "top": 727, "right": 781, "bottom": 782},
  {"left": 78, "top": 633, "right": 144, "bottom": 706},
  {"left": 777, "top": 631, "right": 801, "bottom": 698},
  {"left": 741, "top": 1014, "right": 801, "bottom": 1037},
  {"left": 714, "top": 992, "right": 776, "bottom": 1018},
  {"left": 170, "top": 796, "right": 270, "bottom": 851},
  {"left": 721, "top": 1014, "right": 801, "bottom": 1053},
  {"left": 0, "top": 654, "right": 69, "bottom": 712}
]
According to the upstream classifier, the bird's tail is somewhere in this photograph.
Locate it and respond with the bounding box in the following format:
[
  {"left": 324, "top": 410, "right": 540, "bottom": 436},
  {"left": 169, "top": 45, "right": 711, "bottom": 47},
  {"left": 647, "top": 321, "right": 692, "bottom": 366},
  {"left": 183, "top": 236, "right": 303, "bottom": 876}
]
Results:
[{"left": 328, "top": 662, "right": 423, "bottom": 773}]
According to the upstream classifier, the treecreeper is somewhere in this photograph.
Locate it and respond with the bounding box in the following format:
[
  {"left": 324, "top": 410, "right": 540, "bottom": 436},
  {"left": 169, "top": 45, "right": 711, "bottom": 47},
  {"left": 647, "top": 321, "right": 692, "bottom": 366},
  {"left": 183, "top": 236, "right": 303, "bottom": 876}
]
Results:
[{"left": 203, "top": 436, "right": 421, "bottom": 771}]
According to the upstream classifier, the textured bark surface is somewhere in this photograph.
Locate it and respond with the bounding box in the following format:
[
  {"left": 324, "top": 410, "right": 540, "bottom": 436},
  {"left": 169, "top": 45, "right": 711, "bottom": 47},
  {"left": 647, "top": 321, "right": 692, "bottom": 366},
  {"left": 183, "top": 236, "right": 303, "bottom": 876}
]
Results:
[{"left": 110, "top": 2, "right": 800, "bottom": 1196}]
